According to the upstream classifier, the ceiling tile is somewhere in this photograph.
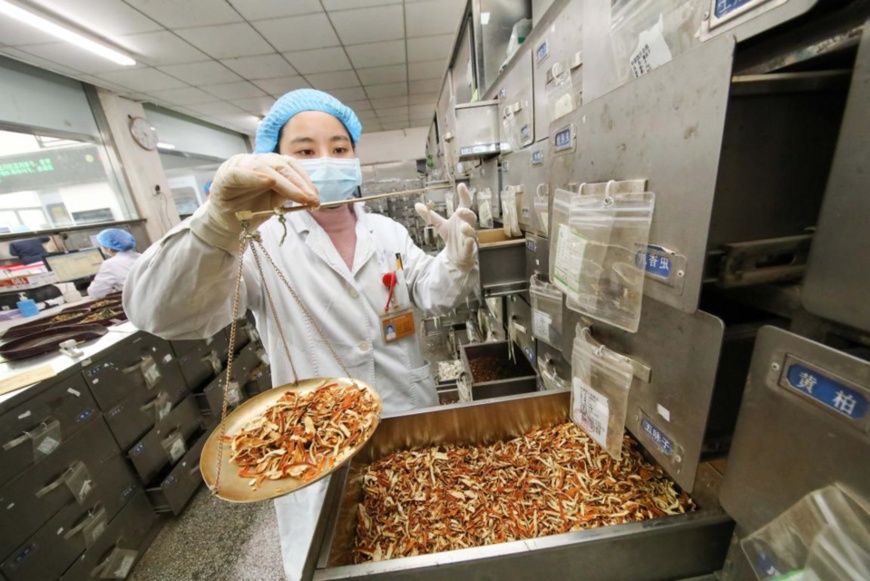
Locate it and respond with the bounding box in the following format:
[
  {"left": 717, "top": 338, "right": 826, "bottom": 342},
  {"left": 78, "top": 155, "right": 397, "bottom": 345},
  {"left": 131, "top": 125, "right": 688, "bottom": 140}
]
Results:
[
  {"left": 145, "top": 86, "right": 216, "bottom": 105},
  {"left": 344, "top": 99, "right": 373, "bottom": 112},
  {"left": 14, "top": 43, "right": 140, "bottom": 75},
  {"left": 221, "top": 54, "right": 296, "bottom": 80},
  {"left": 252, "top": 76, "right": 311, "bottom": 97},
  {"left": 228, "top": 0, "right": 322, "bottom": 20},
  {"left": 328, "top": 87, "right": 367, "bottom": 101},
  {"left": 0, "top": 48, "right": 84, "bottom": 78},
  {"left": 407, "top": 34, "right": 453, "bottom": 63},
  {"left": 98, "top": 67, "right": 187, "bottom": 92},
  {"left": 356, "top": 111, "right": 378, "bottom": 122},
  {"left": 371, "top": 96, "right": 408, "bottom": 108},
  {"left": 363, "top": 123, "right": 383, "bottom": 133},
  {"left": 377, "top": 114, "right": 410, "bottom": 124},
  {"left": 405, "top": 0, "right": 464, "bottom": 37},
  {"left": 408, "top": 59, "right": 445, "bottom": 81},
  {"left": 124, "top": 0, "right": 242, "bottom": 27},
  {"left": 282, "top": 47, "right": 351, "bottom": 75},
  {"left": 409, "top": 78, "right": 441, "bottom": 94},
  {"left": 409, "top": 92, "right": 439, "bottom": 105},
  {"left": 29, "top": 0, "right": 163, "bottom": 36},
  {"left": 365, "top": 82, "right": 407, "bottom": 99},
  {"left": 0, "top": 17, "right": 65, "bottom": 45},
  {"left": 322, "top": 0, "right": 401, "bottom": 9},
  {"left": 202, "top": 81, "right": 267, "bottom": 99},
  {"left": 347, "top": 40, "right": 405, "bottom": 69},
  {"left": 410, "top": 117, "right": 433, "bottom": 127},
  {"left": 159, "top": 61, "right": 242, "bottom": 85},
  {"left": 176, "top": 23, "right": 273, "bottom": 59},
  {"left": 187, "top": 101, "right": 247, "bottom": 116},
  {"left": 409, "top": 104, "right": 436, "bottom": 117},
  {"left": 330, "top": 5, "right": 403, "bottom": 46},
  {"left": 381, "top": 120, "right": 410, "bottom": 130},
  {"left": 118, "top": 31, "right": 209, "bottom": 66},
  {"left": 306, "top": 70, "right": 359, "bottom": 90},
  {"left": 233, "top": 96, "right": 277, "bottom": 115},
  {"left": 356, "top": 64, "right": 406, "bottom": 85},
  {"left": 252, "top": 14, "right": 339, "bottom": 53}
]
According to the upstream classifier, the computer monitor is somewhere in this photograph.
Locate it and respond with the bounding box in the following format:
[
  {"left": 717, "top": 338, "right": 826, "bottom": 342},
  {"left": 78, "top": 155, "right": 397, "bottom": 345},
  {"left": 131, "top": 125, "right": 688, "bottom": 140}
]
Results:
[{"left": 44, "top": 249, "right": 104, "bottom": 283}]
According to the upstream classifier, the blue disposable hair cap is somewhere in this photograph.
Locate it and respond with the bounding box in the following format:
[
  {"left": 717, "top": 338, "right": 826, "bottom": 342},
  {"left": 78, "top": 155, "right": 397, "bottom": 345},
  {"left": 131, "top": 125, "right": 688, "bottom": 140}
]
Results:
[
  {"left": 254, "top": 89, "right": 363, "bottom": 154},
  {"left": 96, "top": 228, "right": 136, "bottom": 252}
]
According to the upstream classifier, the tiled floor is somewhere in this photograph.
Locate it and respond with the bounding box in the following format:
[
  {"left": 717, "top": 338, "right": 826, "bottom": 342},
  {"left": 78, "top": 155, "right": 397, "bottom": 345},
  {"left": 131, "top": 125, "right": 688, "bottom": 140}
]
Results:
[{"left": 130, "top": 487, "right": 285, "bottom": 581}]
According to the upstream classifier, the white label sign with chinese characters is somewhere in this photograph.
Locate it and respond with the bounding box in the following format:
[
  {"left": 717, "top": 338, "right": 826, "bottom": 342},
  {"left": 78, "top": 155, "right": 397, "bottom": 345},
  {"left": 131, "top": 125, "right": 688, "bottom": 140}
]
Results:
[
  {"left": 629, "top": 15, "right": 673, "bottom": 78},
  {"left": 572, "top": 377, "right": 609, "bottom": 448}
]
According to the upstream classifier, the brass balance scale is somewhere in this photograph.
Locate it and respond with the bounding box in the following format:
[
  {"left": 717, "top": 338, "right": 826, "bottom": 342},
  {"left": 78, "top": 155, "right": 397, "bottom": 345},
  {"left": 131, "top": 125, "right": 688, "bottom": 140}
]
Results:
[{"left": 200, "top": 185, "right": 451, "bottom": 502}]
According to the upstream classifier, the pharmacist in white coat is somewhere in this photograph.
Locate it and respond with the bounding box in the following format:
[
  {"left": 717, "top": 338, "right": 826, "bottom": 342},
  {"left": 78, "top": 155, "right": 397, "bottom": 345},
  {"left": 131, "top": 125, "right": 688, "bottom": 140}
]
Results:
[
  {"left": 87, "top": 228, "right": 141, "bottom": 299},
  {"left": 123, "top": 89, "right": 478, "bottom": 580}
]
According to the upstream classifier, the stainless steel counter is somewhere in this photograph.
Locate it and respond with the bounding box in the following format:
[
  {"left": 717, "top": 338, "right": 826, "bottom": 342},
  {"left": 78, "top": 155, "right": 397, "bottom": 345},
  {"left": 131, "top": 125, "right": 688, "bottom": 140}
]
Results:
[{"left": 308, "top": 391, "right": 734, "bottom": 581}]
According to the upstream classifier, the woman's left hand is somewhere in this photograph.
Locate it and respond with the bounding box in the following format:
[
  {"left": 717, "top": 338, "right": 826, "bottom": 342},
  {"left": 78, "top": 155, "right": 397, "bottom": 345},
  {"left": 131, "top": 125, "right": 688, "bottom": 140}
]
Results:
[{"left": 415, "top": 183, "right": 478, "bottom": 271}]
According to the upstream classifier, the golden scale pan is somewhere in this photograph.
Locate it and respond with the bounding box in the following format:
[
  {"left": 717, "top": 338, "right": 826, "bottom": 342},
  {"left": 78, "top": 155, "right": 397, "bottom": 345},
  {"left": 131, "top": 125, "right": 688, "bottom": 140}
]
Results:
[
  {"left": 200, "top": 377, "right": 381, "bottom": 502},
  {"left": 200, "top": 186, "right": 446, "bottom": 502}
]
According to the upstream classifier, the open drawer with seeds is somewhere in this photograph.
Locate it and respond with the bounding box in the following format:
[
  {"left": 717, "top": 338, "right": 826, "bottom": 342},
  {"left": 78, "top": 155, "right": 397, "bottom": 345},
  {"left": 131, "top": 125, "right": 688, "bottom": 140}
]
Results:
[{"left": 308, "top": 391, "right": 734, "bottom": 581}]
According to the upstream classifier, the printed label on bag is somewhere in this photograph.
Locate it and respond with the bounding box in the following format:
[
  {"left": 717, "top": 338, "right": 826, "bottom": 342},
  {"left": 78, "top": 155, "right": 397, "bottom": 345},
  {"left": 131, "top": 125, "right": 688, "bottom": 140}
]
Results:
[
  {"left": 532, "top": 309, "right": 552, "bottom": 340},
  {"left": 36, "top": 435, "right": 59, "bottom": 456},
  {"left": 141, "top": 357, "right": 161, "bottom": 388},
  {"left": 572, "top": 377, "right": 609, "bottom": 447},
  {"left": 629, "top": 15, "right": 673, "bottom": 78},
  {"left": 554, "top": 224, "right": 587, "bottom": 294}
]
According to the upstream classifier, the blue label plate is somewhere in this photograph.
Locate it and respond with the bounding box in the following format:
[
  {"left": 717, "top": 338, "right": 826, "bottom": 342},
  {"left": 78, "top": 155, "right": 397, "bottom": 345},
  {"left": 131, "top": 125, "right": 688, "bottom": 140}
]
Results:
[
  {"left": 641, "top": 415, "right": 674, "bottom": 456},
  {"left": 784, "top": 362, "right": 868, "bottom": 420}
]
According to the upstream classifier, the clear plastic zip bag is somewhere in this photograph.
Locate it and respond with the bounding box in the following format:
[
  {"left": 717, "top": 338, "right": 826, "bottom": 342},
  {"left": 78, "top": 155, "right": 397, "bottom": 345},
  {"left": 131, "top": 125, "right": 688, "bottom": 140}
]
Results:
[
  {"left": 533, "top": 183, "right": 550, "bottom": 236},
  {"left": 501, "top": 186, "right": 522, "bottom": 237},
  {"left": 549, "top": 187, "right": 581, "bottom": 295},
  {"left": 564, "top": 184, "right": 655, "bottom": 333},
  {"left": 477, "top": 187, "right": 494, "bottom": 228},
  {"left": 571, "top": 325, "right": 633, "bottom": 460},
  {"left": 445, "top": 188, "right": 455, "bottom": 216},
  {"left": 529, "top": 274, "right": 564, "bottom": 347},
  {"left": 548, "top": 64, "right": 577, "bottom": 121}
]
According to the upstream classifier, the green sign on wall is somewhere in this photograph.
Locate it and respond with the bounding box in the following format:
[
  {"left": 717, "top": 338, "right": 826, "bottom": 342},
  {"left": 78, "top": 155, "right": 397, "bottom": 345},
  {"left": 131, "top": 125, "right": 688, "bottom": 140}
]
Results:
[{"left": 0, "top": 145, "right": 107, "bottom": 194}]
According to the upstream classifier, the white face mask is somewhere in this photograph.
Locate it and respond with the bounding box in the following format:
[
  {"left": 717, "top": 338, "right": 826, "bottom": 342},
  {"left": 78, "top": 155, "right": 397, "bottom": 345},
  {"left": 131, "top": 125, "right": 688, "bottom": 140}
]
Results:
[{"left": 297, "top": 157, "right": 362, "bottom": 204}]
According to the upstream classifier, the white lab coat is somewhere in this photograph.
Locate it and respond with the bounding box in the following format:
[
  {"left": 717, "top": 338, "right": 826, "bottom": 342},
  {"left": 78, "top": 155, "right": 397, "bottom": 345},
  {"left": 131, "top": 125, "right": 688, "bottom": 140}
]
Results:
[
  {"left": 123, "top": 202, "right": 478, "bottom": 580},
  {"left": 87, "top": 250, "right": 141, "bottom": 299}
]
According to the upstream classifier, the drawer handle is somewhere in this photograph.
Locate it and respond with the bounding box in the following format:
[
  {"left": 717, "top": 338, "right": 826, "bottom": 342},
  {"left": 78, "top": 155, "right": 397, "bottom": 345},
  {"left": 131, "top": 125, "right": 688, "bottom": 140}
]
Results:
[
  {"left": 188, "top": 466, "right": 201, "bottom": 478},
  {"left": 139, "top": 392, "right": 168, "bottom": 412},
  {"left": 2, "top": 432, "right": 31, "bottom": 451},
  {"left": 90, "top": 542, "right": 120, "bottom": 578},
  {"left": 63, "top": 504, "right": 104, "bottom": 540},
  {"left": 36, "top": 470, "right": 67, "bottom": 498}
]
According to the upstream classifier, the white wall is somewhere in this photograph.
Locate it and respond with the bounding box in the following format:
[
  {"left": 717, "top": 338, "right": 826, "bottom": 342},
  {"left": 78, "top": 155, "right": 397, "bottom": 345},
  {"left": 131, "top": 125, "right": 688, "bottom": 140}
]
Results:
[
  {"left": 96, "top": 89, "right": 180, "bottom": 243},
  {"left": 356, "top": 127, "right": 428, "bottom": 165}
]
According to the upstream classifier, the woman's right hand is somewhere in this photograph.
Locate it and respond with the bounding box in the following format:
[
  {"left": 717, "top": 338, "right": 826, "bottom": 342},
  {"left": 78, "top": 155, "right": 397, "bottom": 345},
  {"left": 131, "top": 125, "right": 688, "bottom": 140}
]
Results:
[{"left": 191, "top": 153, "right": 321, "bottom": 253}]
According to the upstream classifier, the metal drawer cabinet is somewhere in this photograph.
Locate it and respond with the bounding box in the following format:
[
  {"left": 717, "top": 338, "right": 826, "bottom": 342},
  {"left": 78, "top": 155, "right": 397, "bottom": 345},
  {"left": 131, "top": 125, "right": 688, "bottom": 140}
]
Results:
[
  {"left": 176, "top": 341, "right": 223, "bottom": 392},
  {"left": 0, "top": 373, "right": 98, "bottom": 489},
  {"left": 169, "top": 337, "right": 208, "bottom": 359},
  {"left": 244, "top": 363, "right": 272, "bottom": 397},
  {"left": 60, "top": 491, "right": 157, "bottom": 581},
  {"left": 0, "top": 453, "right": 139, "bottom": 581},
  {"left": 128, "top": 396, "right": 202, "bottom": 485},
  {"left": 199, "top": 351, "right": 258, "bottom": 420},
  {"left": 103, "top": 374, "right": 191, "bottom": 452},
  {"left": 146, "top": 431, "right": 208, "bottom": 515},
  {"left": 81, "top": 333, "right": 184, "bottom": 411},
  {"left": 0, "top": 419, "right": 118, "bottom": 556}
]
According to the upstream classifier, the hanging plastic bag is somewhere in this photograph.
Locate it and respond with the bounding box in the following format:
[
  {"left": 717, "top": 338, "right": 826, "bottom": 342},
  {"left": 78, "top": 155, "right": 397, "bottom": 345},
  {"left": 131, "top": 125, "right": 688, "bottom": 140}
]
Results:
[
  {"left": 502, "top": 109, "right": 523, "bottom": 153},
  {"left": 529, "top": 275, "right": 564, "bottom": 347},
  {"left": 534, "top": 184, "right": 550, "bottom": 236},
  {"left": 477, "top": 188, "right": 494, "bottom": 229},
  {"left": 565, "top": 183, "right": 655, "bottom": 333},
  {"left": 548, "top": 63, "right": 577, "bottom": 121},
  {"left": 501, "top": 186, "right": 522, "bottom": 237},
  {"left": 445, "top": 188, "right": 456, "bottom": 216},
  {"left": 549, "top": 186, "right": 583, "bottom": 296},
  {"left": 571, "top": 325, "right": 633, "bottom": 460}
]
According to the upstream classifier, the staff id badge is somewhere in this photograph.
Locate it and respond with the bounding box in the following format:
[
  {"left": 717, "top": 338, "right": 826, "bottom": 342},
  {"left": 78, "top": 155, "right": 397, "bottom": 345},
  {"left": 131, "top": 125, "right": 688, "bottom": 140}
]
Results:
[{"left": 380, "top": 308, "right": 415, "bottom": 344}]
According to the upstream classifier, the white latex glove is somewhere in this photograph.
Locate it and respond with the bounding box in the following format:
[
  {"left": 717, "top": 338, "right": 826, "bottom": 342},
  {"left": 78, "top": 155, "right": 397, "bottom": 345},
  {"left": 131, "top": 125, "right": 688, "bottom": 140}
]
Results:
[
  {"left": 415, "top": 183, "right": 478, "bottom": 272},
  {"left": 190, "top": 153, "right": 320, "bottom": 253}
]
